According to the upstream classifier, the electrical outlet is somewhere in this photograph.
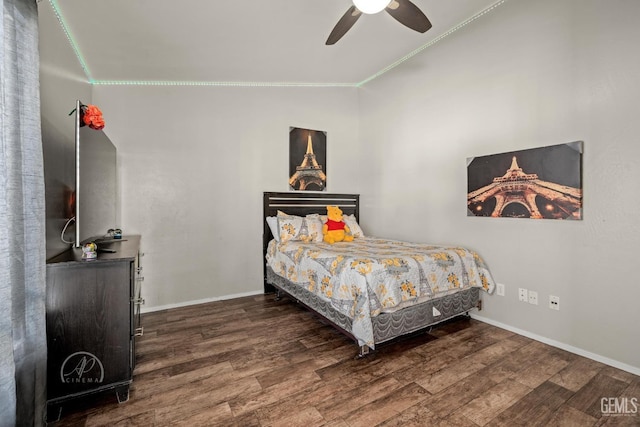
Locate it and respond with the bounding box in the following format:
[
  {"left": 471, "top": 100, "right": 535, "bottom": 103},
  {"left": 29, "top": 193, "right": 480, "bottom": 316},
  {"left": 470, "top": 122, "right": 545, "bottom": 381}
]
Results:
[
  {"left": 549, "top": 295, "right": 560, "bottom": 310},
  {"left": 496, "top": 283, "right": 505, "bottom": 296},
  {"left": 528, "top": 291, "right": 538, "bottom": 305},
  {"left": 518, "top": 288, "right": 528, "bottom": 302}
]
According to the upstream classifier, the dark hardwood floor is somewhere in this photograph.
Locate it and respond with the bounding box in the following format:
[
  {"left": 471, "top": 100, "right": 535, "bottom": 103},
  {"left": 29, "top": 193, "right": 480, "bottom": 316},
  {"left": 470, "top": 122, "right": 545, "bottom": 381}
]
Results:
[{"left": 48, "top": 294, "right": 639, "bottom": 426}]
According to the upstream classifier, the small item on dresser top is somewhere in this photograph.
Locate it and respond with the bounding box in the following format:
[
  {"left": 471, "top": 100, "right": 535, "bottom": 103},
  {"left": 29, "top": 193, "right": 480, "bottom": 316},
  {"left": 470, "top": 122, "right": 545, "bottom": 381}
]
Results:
[
  {"left": 107, "top": 228, "right": 123, "bottom": 239},
  {"left": 82, "top": 242, "right": 98, "bottom": 260}
]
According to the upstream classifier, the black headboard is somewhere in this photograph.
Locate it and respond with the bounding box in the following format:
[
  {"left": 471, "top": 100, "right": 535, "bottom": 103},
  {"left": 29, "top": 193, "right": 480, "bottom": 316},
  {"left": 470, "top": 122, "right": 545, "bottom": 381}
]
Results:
[{"left": 262, "top": 192, "right": 360, "bottom": 292}]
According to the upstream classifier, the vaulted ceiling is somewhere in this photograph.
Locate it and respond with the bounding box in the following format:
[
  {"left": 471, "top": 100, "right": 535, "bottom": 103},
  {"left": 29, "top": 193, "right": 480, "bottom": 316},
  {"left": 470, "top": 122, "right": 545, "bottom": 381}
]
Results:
[{"left": 41, "top": 0, "right": 503, "bottom": 86}]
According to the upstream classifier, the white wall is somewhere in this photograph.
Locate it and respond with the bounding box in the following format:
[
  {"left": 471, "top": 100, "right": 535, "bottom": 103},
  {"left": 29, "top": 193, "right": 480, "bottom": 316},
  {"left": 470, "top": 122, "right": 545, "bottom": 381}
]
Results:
[
  {"left": 358, "top": 0, "right": 640, "bottom": 371},
  {"left": 92, "top": 85, "right": 361, "bottom": 309}
]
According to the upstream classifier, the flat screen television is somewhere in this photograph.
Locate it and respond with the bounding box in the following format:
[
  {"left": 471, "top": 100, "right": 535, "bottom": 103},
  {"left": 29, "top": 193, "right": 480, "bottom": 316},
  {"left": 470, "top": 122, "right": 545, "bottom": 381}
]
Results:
[{"left": 73, "top": 100, "right": 118, "bottom": 247}]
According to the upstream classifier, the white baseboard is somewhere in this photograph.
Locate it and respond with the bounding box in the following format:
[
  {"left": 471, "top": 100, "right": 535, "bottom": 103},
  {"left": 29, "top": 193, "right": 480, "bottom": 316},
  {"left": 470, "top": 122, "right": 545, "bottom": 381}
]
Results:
[
  {"left": 471, "top": 313, "right": 640, "bottom": 377},
  {"left": 140, "top": 290, "right": 265, "bottom": 314}
]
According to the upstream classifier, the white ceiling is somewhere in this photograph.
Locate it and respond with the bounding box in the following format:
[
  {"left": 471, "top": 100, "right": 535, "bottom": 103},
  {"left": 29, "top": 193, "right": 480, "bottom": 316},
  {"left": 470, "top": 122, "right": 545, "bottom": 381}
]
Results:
[{"left": 45, "top": 0, "right": 503, "bottom": 85}]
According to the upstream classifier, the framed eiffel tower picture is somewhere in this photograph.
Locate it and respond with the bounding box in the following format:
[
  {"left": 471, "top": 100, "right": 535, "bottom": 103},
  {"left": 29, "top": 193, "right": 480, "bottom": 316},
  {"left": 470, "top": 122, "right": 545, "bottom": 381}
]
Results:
[
  {"left": 467, "top": 141, "right": 583, "bottom": 220},
  {"left": 289, "top": 127, "right": 327, "bottom": 191}
]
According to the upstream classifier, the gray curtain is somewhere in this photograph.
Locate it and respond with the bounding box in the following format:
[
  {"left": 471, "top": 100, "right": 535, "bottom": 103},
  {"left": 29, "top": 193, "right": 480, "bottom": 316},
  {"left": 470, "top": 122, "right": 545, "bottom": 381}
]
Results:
[{"left": 0, "top": 0, "right": 47, "bottom": 426}]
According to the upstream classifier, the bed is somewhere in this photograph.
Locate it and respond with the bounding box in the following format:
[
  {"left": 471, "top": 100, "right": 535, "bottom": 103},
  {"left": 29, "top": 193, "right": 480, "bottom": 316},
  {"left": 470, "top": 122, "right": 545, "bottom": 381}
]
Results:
[{"left": 263, "top": 192, "right": 495, "bottom": 357}]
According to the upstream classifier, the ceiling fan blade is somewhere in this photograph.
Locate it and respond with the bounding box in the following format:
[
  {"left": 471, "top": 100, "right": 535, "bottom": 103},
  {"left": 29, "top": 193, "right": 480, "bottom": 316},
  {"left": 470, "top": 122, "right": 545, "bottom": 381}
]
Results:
[
  {"left": 326, "top": 6, "right": 362, "bottom": 45},
  {"left": 385, "top": 0, "right": 432, "bottom": 33}
]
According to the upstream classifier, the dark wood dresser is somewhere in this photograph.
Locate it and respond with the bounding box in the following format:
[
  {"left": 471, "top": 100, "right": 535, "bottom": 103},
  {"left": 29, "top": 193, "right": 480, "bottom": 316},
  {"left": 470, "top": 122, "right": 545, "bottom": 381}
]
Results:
[{"left": 45, "top": 235, "right": 144, "bottom": 421}]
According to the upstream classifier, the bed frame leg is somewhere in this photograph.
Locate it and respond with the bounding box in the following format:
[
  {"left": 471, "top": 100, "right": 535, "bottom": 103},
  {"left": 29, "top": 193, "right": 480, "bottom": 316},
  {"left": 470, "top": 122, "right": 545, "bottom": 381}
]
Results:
[
  {"left": 355, "top": 345, "right": 371, "bottom": 359},
  {"left": 274, "top": 289, "right": 282, "bottom": 301}
]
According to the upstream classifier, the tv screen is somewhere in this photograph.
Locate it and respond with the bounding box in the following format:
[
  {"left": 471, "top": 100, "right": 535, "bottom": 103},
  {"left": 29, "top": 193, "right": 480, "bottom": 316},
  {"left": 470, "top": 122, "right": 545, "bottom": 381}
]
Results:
[{"left": 74, "top": 103, "right": 117, "bottom": 247}]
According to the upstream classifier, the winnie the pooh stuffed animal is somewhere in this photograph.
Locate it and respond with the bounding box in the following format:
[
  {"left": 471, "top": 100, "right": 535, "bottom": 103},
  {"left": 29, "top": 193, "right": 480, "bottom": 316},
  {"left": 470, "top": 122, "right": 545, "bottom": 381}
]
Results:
[{"left": 323, "top": 205, "right": 354, "bottom": 244}]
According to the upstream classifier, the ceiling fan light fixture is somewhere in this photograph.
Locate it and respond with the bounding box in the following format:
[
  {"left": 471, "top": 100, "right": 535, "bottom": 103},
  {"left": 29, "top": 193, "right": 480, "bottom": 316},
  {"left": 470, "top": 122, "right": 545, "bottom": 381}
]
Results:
[{"left": 352, "top": 0, "right": 391, "bottom": 14}]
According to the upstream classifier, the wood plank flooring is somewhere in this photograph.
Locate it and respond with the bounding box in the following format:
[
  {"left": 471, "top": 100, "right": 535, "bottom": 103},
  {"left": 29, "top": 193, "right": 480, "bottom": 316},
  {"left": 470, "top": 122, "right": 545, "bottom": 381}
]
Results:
[{"left": 48, "top": 294, "right": 640, "bottom": 426}]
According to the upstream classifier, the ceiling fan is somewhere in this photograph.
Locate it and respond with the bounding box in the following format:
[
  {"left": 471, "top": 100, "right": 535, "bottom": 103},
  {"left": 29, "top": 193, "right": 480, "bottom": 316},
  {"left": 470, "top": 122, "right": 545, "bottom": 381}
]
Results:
[{"left": 326, "top": 0, "right": 432, "bottom": 45}]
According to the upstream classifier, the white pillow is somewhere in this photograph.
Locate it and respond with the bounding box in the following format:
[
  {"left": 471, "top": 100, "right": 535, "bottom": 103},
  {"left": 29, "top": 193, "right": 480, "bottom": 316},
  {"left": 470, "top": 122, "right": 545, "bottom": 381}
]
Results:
[
  {"left": 266, "top": 216, "right": 279, "bottom": 242},
  {"left": 304, "top": 214, "right": 324, "bottom": 243},
  {"left": 276, "top": 212, "right": 305, "bottom": 242},
  {"left": 343, "top": 214, "right": 364, "bottom": 238},
  {"left": 274, "top": 211, "right": 315, "bottom": 243}
]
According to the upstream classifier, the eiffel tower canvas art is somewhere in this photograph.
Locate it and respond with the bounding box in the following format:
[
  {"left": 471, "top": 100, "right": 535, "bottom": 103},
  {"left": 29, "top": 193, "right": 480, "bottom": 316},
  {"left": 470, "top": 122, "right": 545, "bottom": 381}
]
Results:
[
  {"left": 467, "top": 141, "right": 583, "bottom": 220},
  {"left": 289, "top": 127, "right": 327, "bottom": 191}
]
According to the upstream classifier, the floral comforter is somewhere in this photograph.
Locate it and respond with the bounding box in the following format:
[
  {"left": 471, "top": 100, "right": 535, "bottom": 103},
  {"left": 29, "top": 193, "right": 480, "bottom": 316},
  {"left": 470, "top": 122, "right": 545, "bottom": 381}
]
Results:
[{"left": 266, "top": 237, "right": 495, "bottom": 349}]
